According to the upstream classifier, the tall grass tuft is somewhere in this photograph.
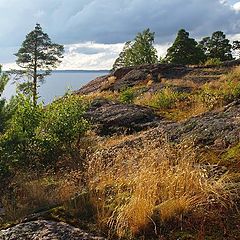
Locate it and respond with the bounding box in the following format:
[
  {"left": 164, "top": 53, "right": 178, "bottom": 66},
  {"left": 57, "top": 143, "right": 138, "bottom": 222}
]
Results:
[{"left": 87, "top": 141, "right": 237, "bottom": 238}]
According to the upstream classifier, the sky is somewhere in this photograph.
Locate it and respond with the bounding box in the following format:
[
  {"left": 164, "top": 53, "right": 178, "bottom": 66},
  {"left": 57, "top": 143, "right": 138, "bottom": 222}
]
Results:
[{"left": 1, "top": 0, "right": 240, "bottom": 70}]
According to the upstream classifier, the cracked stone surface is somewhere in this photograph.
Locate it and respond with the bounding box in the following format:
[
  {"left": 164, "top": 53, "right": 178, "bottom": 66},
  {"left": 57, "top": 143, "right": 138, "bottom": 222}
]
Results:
[{"left": 0, "top": 220, "right": 106, "bottom": 240}]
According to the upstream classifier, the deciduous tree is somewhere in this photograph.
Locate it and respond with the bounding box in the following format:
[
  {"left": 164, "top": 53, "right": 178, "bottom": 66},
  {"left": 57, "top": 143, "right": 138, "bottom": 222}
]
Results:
[{"left": 112, "top": 29, "right": 158, "bottom": 71}]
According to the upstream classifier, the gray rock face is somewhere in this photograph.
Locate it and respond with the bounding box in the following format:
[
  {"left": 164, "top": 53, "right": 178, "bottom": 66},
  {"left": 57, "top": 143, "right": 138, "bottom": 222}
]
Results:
[
  {"left": 0, "top": 220, "right": 105, "bottom": 240},
  {"left": 163, "top": 100, "right": 240, "bottom": 148},
  {"left": 77, "top": 63, "right": 193, "bottom": 95},
  {"left": 95, "top": 100, "right": 240, "bottom": 161},
  {"left": 84, "top": 99, "right": 162, "bottom": 135}
]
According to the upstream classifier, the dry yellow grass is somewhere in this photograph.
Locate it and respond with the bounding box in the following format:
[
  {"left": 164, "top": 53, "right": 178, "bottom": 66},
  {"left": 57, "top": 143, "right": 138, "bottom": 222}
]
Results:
[
  {"left": 1, "top": 172, "right": 83, "bottom": 221},
  {"left": 87, "top": 141, "right": 237, "bottom": 238},
  {"left": 82, "top": 90, "right": 119, "bottom": 102}
]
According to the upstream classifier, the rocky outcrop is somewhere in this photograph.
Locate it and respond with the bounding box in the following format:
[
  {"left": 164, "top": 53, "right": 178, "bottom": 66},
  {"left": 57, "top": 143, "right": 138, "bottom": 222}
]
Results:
[
  {"left": 95, "top": 100, "right": 240, "bottom": 159},
  {"left": 76, "top": 62, "right": 240, "bottom": 95},
  {"left": 84, "top": 99, "right": 162, "bottom": 135},
  {"left": 0, "top": 220, "right": 105, "bottom": 240},
  {"left": 77, "top": 63, "right": 193, "bottom": 95},
  {"left": 75, "top": 75, "right": 109, "bottom": 95},
  {"left": 161, "top": 100, "right": 240, "bottom": 148}
]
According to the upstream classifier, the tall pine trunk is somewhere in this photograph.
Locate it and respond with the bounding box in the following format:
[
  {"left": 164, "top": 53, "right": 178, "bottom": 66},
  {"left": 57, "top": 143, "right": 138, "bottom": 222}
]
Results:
[
  {"left": 33, "top": 37, "right": 38, "bottom": 106},
  {"left": 33, "top": 65, "right": 37, "bottom": 106}
]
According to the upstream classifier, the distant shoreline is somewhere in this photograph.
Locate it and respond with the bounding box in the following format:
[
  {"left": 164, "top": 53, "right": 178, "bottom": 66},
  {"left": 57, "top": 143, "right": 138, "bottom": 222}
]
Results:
[
  {"left": 4, "top": 69, "right": 109, "bottom": 74},
  {"left": 51, "top": 69, "right": 109, "bottom": 73}
]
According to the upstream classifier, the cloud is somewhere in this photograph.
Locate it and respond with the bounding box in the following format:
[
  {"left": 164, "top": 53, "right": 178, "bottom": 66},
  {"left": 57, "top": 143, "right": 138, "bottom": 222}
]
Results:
[
  {"left": 59, "top": 42, "right": 124, "bottom": 70},
  {"left": 59, "top": 42, "right": 170, "bottom": 70},
  {"left": 0, "top": 0, "right": 239, "bottom": 46},
  {"left": 0, "top": 0, "right": 240, "bottom": 68},
  {"left": 2, "top": 42, "right": 170, "bottom": 70},
  {"left": 233, "top": 1, "right": 240, "bottom": 11}
]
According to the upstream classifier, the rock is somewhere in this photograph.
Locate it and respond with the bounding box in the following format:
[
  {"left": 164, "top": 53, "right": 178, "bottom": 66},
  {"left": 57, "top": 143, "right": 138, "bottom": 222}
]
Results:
[
  {"left": 113, "top": 69, "right": 148, "bottom": 90},
  {"left": 94, "top": 100, "right": 240, "bottom": 160},
  {"left": 76, "top": 64, "right": 193, "bottom": 95},
  {"left": 0, "top": 220, "right": 105, "bottom": 240},
  {"left": 76, "top": 61, "right": 240, "bottom": 96},
  {"left": 75, "top": 75, "right": 110, "bottom": 95},
  {"left": 84, "top": 99, "right": 162, "bottom": 135},
  {"left": 163, "top": 100, "right": 240, "bottom": 147}
]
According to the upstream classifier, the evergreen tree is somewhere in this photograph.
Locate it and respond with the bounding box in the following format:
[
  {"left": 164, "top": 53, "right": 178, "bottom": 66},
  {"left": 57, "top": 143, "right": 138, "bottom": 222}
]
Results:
[
  {"left": 199, "top": 31, "right": 233, "bottom": 61},
  {"left": 165, "top": 29, "right": 205, "bottom": 64},
  {"left": 232, "top": 40, "right": 240, "bottom": 59},
  {"left": 112, "top": 29, "right": 158, "bottom": 71},
  {"left": 0, "top": 65, "right": 9, "bottom": 132},
  {"left": 14, "top": 23, "right": 64, "bottom": 105}
]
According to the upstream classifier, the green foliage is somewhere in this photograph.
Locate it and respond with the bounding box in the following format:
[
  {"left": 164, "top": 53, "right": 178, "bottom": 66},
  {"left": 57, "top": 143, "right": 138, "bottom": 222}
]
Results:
[
  {"left": 221, "top": 143, "right": 240, "bottom": 166},
  {"left": 0, "top": 94, "right": 89, "bottom": 170},
  {"left": 165, "top": 29, "right": 205, "bottom": 65},
  {"left": 119, "top": 87, "right": 135, "bottom": 104},
  {"left": 204, "top": 58, "right": 222, "bottom": 66},
  {"left": 149, "top": 88, "right": 186, "bottom": 109},
  {"left": 14, "top": 23, "right": 64, "bottom": 105},
  {"left": 0, "top": 95, "right": 43, "bottom": 166},
  {"left": 199, "top": 31, "right": 233, "bottom": 61},
  {"left": 0, "top": 65, "right": 9, "bottom": 95},
  {"left": 0, "top": 65, "right": 9, "bottom": 133},
  {"left": 233, "top": 40, "right": 240, "bottom": 59},
  {"left": 199, "top": 80, "right": 240, "bottom": 109},
  {"left": 112, "top": 29, "right": 158, "bottom": 71},
  {"left": 40, "top": 95, "right": 89, "bottom": 146}
]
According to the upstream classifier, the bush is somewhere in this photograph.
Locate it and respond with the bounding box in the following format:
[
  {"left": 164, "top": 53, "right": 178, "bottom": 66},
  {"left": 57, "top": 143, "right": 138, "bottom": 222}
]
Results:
[
  {"left": 204, "top": 58, "right": 222, "bottom": 66},
  {"left": 0, "top": 94, "right": 90, "bottom": 170},
  {"left": 0, "top": 95, "right": 43, "bottom": 166},
  {"left": 119, "top": 87, "right": 135, "bottom": 104},
  {"left": 149, "top": 88, "right": 186, "bottom": 109},
  {"left": 38, "top": 95, "right": 90, "bottom": 166},
  {"left": 199, "top": 78, "right": 240, "bottom": 109}
]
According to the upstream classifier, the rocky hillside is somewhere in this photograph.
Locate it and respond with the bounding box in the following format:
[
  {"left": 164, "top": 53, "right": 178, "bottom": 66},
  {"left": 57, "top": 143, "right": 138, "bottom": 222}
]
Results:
[
  {"left": 77, "top": 60, "right": 240, "bottom": 95},
  {"left": 1, "top": 62, "right": 240, "bottom": 240}
]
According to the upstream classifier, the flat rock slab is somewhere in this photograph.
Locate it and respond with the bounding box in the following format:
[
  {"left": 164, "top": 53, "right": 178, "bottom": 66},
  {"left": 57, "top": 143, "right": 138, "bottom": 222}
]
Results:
[
  {"left": 85, "top": 99, "right": 162, "bottom": 135},
  {"left": 0, "top": 220, "right": 105, "bottom": 240}
]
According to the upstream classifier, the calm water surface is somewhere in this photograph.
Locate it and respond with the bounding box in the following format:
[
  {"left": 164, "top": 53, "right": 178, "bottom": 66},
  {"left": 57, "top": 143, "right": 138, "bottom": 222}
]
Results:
[{"left": 2, "top": 70, "right": 108, "bottom": 104}]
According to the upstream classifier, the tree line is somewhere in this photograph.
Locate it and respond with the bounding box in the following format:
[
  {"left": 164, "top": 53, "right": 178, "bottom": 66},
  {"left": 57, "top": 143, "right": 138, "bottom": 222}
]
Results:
[
  {"left": 1, "top": 24, "right": 240, "bottom": 107},
  {"left": 112, "top": 28, "right": 240, "bottom": 71}
]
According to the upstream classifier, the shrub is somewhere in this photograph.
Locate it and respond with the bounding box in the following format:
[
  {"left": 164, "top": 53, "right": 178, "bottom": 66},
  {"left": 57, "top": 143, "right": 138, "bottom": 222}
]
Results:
[
  {"left": 37, "top": 94, "right": 90, "bottom": 166},
  {"left": 204, "top": 58, "right": 222, "bottom": 66},
  {"left": 147, "top": 88, "right": 186, "bottom": 109},
  {"left": 0, "top": 95, "right": 43, "bottom": 167},
  {"left": 119, "top": 87, "right": 135, "bottom": 104},
  {"left": 199, "top": 78, "right": 240, "bottom": 109},
  {"left": 0, "top": 94, "right": 90, "bottom": 170}
]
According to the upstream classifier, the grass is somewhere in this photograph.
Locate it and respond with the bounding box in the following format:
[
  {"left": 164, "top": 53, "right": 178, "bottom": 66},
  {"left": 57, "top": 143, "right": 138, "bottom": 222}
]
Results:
[
  {"left": 1, "top": 66, "right": 240, "bottom": 239},
  {"left": 135, "top": 87, "right": 188, "bottom": 110},
  {"left": 86, "top": 141, "right": 238, "bottom": 238}
]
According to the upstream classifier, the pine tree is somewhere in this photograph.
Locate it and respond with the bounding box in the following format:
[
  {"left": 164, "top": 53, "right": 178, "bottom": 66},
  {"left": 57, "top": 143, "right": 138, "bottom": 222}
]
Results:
[
  {"left": 199, "top": 31, "right": 233, "bottom": 61},
  {"left": 165, "top": 29, "right": 205, "bottom": 65},
  {"left": 14, "top": 23, "right": 64, "bottom": 105},
  {"left": 0, "top": 65, "right": 9, "bottom": 132},
  {"left": 232, "top": 40, "right": 240, "bottom": 59}
]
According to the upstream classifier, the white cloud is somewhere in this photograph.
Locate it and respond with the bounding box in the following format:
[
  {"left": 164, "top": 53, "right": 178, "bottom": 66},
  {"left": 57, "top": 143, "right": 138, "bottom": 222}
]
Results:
[
  {"left": 3, "top": 42, "right": 171, "bottom": 70},
  {"left": 233, "top": 1, "right": 240, "bottom": 11}
]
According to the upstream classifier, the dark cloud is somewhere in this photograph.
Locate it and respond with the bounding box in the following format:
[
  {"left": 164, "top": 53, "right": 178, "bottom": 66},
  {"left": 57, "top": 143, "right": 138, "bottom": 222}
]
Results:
[{"left": 0, "top": 0, "right": 240, "bottom": 64}]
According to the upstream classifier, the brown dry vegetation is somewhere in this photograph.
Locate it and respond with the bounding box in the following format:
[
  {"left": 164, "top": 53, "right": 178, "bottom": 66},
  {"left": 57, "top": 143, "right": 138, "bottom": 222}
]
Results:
[{"left": 1, "top": 66, "right": 240, "bottom": 239}]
